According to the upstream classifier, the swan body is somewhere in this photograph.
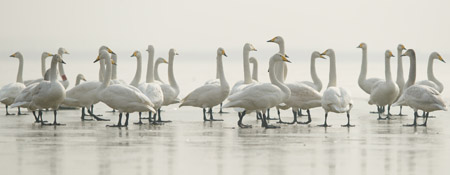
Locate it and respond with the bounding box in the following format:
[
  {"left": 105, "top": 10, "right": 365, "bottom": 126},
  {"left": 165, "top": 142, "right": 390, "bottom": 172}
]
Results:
[
  {"left": 416, "top": 52, "right": 445, "bottom": 93},
  {"left": 368, "top": 50, "right": 399, "bottom": 119},
  {"left": 357, "top": 43, "right": 383, "bottom": 94},
  {"left": 320, "top": 49, "right": 354, "bottom": 127},
  {"left": 229, "top": 43, "right": 258, "bottom": 96},
  {"left": 0, "top": 52, "right": 26, "bottom": 114},
  {"left": 23, "top": 52, "right": 54, "bottom": 86},
  {"left": 223, "top": 53, "right": 291, "bottom": 128},
  {"left": 180, "top": 48, "right": 229, "bottom": 121}
]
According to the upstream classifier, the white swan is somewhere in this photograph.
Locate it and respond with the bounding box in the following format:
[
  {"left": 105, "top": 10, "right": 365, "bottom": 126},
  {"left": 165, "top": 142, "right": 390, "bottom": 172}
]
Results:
[
  {"left": 267, "top": 36, "right": 288, "bottom": 82},
  {"left": 357, "top": 43, "right": 383, "bottom": 94},
  {"left": 12, "top": 54, "right": 66, "bottom": 125},
  {"left": 393, "top": 85, "right": 447, "bottom": 126},
  {"left": 180, "top": 48, "right": 229, "bottom": 121},
  {"left": 281, "top": 52, "right": 325, "bottom": 124},
  {"left": 368, "top": 50, "right": 399, "bottom": 120},
  {"left": 223, "top": 53, "right": 291, "bottom": 129},
  {"left": 57, "top": 48, "right": 70, "bottom": 89},
  {"left": 297, "top": 52, "right": 325, "bottom": 92},
  {"left": 157, "top": 48, "right": 180, "bottom": 122},
  {"left": 96, "top": 49, "right": 155, "bottom": 127},
  {"left": 416, "top": 52, "right": 445, "bottom": 93},
  {"left": 319, "top": 49, "right": 354, "bottom": 127},
  {"left": 154, "top": 57, "right": 168, "bottom": 84},
  {"left": 75, "top": 74, "right": 87, "bottom": 86},
  {"left": 0, "top": 52, "right": 26, "bottom": 115},
  {"left": 394, "top": 44, "right": 407, "bottom": 115},
  {"left": 23, "top": 52, "right": 54, "bottom": 86},
  {"left": 229, "top": 43, "right": 258, "bottom": 96},
  {"left": 62, "top": 46, "right": 114, "bottom": 121},
  {"left": 249, "top": 57, "right": 258, "bottom": 81}
]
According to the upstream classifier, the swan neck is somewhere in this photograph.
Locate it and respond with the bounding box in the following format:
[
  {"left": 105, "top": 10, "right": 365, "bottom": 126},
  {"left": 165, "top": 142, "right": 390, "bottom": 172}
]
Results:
[
  {"left": 146, "top": 51, "right": 155, "bottom": 83},
  {"left": 396, "top": 48, "right": 404, "bottom": 83},
  {"left": 385, "top": 56, "right": 393, "bottom": 82},
  {"left": 358, "top": 48, "right": 367, "bottom": 85},
  {"left": 243, "top": 50, "right": 252, "bottom": 84},
  {"left": 427, "top": 56, "right": 442, "bottom": 90},
  {"left": 278, "top": 42, "right": 285, "bottom": 55},
  {"left": 269, "top": 59, "right": 290, "bottom": 99},
  {"left": 154, "top": 61, "right": 162, "bottom": 82},
  {"left": 99, "top": 59, "right": 105, "bottom": 82},
  {"left": 405, "top": 53, "right": 416, "bottom": 89},
  {"left": 101, "top": 55, "right": 112, "bottom": 88},
  {"left": 41, "top": 55, "right": 47, "bottom": 77},
  {"left": 111, "top": 55, "right": 117, "bottom": 80},
  {"left": 17, "top": 56, "right": 24, "bottom": 83},
  {"left": 251, "top": 60, "right": 258, "bottom": 81},
  {"left": 168, "top": 54, "right": 179, "bottom": 91},
  {"left": 328, "top": 53, "right": 337, "bottom": 87},
  {"left": 217, "top": 55, "right": 228, "bottom": 89},
  {"left": 75, "top": 77, "right": 81, "bottom": 86},
  {"left": 310, "top": 56, "right": 322, "bottom": 91},
  {"left": 58, "top": 56, "right": 67, "bottom": 81},
  {"left": 49, "top": 59, "right": 58, "bottom": 82},
  {"left": 130, "top": 55, "right": 142, "bottom": 87}
]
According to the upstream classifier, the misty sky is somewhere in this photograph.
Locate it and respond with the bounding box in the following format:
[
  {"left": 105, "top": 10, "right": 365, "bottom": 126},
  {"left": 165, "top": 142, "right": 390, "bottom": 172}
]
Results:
[{"left": 1, "top": 0, "right": 449, "bottom": 54}]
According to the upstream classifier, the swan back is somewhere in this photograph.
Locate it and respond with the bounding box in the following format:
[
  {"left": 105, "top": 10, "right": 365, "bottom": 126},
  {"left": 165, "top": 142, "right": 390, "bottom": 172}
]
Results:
[
  {"left": 322, "top": 87, "right": 353, "bottom": 113},
  {"left": 394, "top": 85, "right": 447, "bottom": 112}
]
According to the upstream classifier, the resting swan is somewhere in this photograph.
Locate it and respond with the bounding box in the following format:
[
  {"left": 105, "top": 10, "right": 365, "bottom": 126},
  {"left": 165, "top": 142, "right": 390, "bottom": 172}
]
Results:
[
  {"left": 180, "top": 48, "right": 229, "bottom": 121},
  {"left": 319, "top": 49, "right": 354, "bottom": 127},
  {"left": 223, "top": 53, "right": 291, "bottom": 129},
  {"left": 0, "top": 52, "right": 26, "bottom": 115},
  {"left": 368, "top": 50, "right": 399, "bottom": 120}
]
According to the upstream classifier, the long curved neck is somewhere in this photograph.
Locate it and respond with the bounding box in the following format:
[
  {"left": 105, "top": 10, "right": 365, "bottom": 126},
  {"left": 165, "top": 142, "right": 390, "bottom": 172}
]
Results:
[
  {"left": 146, "top": 51, "right": 155, "bottom": 83},
  {"left": 99, "top": 59, "right": 105, "bottom": 82},
  {"left": 275, "top": 62, "right": 285, "bottom": 83},
  {"left": 49, "top": 59, "right": 58, "bottom": 82},
  {"left": 101, "top": 56, "right": 112, "bottom": 89},
  {"left": 427, "top": 56, "right": 442, "bottom": 90},
  {"left": 168, "top": 54, "right": 179, "bottom": 92},
  {"left": 58, "top": 62, "right": 67, "bottom": 81},
  {"left": 41, "top": 55, "right": 47, "bottom": 77},
  {"left": 215, "top": 59, "right": 219, "bottom": 79},
  {"left": 243, "top": 49, "right": 252, "bottom": 84},
  {"left": 154, "top": 61, "right": 162, "bottom": 82},
  {"left": 396, "top": 48, "right": 404, "bottom": 84},
  {"left": 328, "top": 53, "right": 337, "bottom": 87},
  {"left": 405, "top": 53, "right": 416, "bottom": 89},
  {"left": 269, "top": 59, "right": 290, "bottom": 99},
  {"left": 130, "top": 55, "right": 142, "bottom": 87},
  {"left": 111, "top": 54, "right": 117, "bottom": 80},
  {"left": 217, "top": 54, "right": 228, "bottom": 89},
  {"left": 385, "top": 56, "right": 393, "bottom": 82},
  {"left": 310, "top": 57, "right": 322, "bottom": 91},
  {"left": 251, "top": 61, "right": 258, "bottom": 81},
  {"left": 16, "top": 56, "right": 24, "bottom": 83},
  {"left": 75, "top": 77, "right": 81, "bottom": 86},
  {"left": 358, "top": 48, "right": 367, "bottom": 85}
]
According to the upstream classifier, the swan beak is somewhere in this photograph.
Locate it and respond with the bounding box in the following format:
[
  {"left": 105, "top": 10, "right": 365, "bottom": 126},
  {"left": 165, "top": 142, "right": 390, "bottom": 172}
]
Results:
[
  {"left": 222, "top": 50, "right": 227, "bottom": 57},
  {"left": 47, "top": 53, "right": 53, "bottom": 56},
  {"left": 389, "top": 51, "right": 395, "bottom": 57},
  {"left": 319, "top": 55, "right": 326, "bottom": 59},
  {"left": 9, "top": 53, "right": 16, "bottom": 57},
  {"left": 61, "top": 60, "right": 66, "bottom": 64},
  {"left": 438, "top": 55, "right": 446, "bottom": 63},
  {"left": 107, "top": 48, "right": 116, "bottom": 55},
  {"left": 267, "top": 37, "right": 276, "bottom": 42},
  {"left": 111, "top": 60, "right": 117, "bottom": 65},
  {"left": 64, "top": 51, "right": 70, "bottom": 54},
  {"left": 402, "top": 45, "right": 407, "bottom": 50},
  {"left": 176, "top": 53, "right": 179, "bottom": 55},
  {"left": 320, "top": 50, "right": 328, "bottom": 56},
  {"left": 82, "top": 78, "right": 87, "bottom": 81},
  {"left": 163, "top": 59, "right": 168, "bottom": 63},
  {"left": 282, "top": 55, "right": 291, "bottom": 63},
  {"left": 401, "top": 53, "right": 406, "bottom": 57},
  {"left": 93, "top": 55, "right": 100, "bottom": 63},
  {"left": 131, "top": 52, "right": 137, "bottom": 57},
  {"left": 285, "top": 54, "right": 289, "bottom": 58}
]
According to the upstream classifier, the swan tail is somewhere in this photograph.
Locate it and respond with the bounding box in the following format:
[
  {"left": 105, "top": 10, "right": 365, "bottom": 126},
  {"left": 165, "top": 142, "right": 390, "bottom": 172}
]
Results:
[
  {"left": 10, "top": 102, "right": 28, "bottom": 108},
  {"left": 331, "top": 105, "right": 349, "bottom": 113}
]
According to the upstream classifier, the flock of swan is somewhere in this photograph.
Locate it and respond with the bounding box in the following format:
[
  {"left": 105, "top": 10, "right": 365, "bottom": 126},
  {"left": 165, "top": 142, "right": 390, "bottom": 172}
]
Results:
[{"left": 0, "top": 36, "right": 447, "bottom": 129}]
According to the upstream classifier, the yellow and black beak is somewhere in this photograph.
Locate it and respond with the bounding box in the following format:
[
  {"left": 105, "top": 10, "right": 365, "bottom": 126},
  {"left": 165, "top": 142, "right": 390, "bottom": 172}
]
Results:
[
  {"left": 389, "top": 51, "right": 395, "bottom": 57},
  {"left": 93, "top": 55, "right": 100, "bottom": 63},
  {"left": 163, "top": 59, "right": 168, "bottom": 63},
  {"left": 320, "top": 50, "right": 328, "bottom": 56},
  {"left": 82, "top": 78, "right": 87, "bottom": 81},
  {"left": 357, "top": 44, "right": 363, "bottom": 48},
  {"left": 282, "top": 55, "right": 291, "bottom": 63},
  {"left": 438, "top": 55, "right": 446, "bottom": 63},
  {"left": 48, "top": 53, "right": 53, "bottom": 56},
  {"left": 10, "top": 53, "right": 16, "bottom": 57},
  {"left": 267, "top": 37, "right": 276, "bottom": 42},
  {"left": 131, "top": 52, "right": 136, "bottom": 57},
  {"left": 61, "top": 60, "right": 66, "bottom": 64},
  {"left": 111, "top": 60, "right": 117, "bottom": 65},
  {"left": 319, "top": 54, "right": 326, "bottom": 59},
  {"left": 108, "top": 48, "right": 116, "bottom": 55},
  {"left": 402, "top": 45, "right": 406, "bottom": 50},
  {"left": 222, "top": 50, "right": 227, "bottom": 57}
]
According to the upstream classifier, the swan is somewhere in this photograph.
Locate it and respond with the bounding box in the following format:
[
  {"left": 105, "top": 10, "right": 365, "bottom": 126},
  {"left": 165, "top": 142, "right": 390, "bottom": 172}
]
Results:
[
  {"left": 157, "top": 48, "right": 180, "bottom": 122},
  {"left": 393, "top": 85, "right": 447, "bottom": 126},
  {"left": 0, "top": 52, "right": 27, "bottom": 115},
  {"left": 319, "top": 49, "right": 354, "bottom": 127},
  {"left": 229, "top": 43, "right": 258, "bottom": 96},
  {"left": 154, "top": 57, "right": 168, "bottom": 84},
  {"left": 280, "top": 52, "right": 325, "bottom": 124},
  {"left": 62, "top": 46, "right": 114, "bottom": 121},
  {"left": 223, "top": 53, "right": 291, "bottom": 129},
  {"left": 416, "top": 52, "right": 445, "bottom": 93},
  {"left": 110, "top": 53, "right": 127, "bottom": 85},
  {"left": 368, "top": 50, "right": 399, "bottom": 120},
  {"left": 357, "top": 43, "right": 383, "bottom": 94},
  {"left": 180, "top": 48, "right": 229, "bottom": 121},
  {"left": 57, "top": 48, "right": 70, "bottom": 89},
  {"left": 75, "top": 74, "right": 87, "bottom": 86},
  {"left": 96, "top": 49, "right": 156, "bottom": 127},
  {"left": 249, "top": 57, "right": 258, "bottom": 81},
  {"left": 11, "top": 54, "right": 67, "bottom": 125},
  {"left": 23, "top": 52, "right": 54, "bottom": 86},
  {"left": 394, "top": 44, "right": 407, "bottom": 115}
]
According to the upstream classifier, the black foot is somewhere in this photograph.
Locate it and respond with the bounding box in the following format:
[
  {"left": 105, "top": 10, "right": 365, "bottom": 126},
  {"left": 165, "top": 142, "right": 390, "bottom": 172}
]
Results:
[
  {"left": 81, "top": 118, "right": 94, "bottom": 121},
  {"left": 277, "top": 121, "right": 290, "bottom": 124},
  {"left": 6, "top": 113, "right": 15, "bottom": 115},
  {"left": 134, "top": 121, "right": 145, "bottom": 125},
  {"left": 377, "top": 117, "right": 387, "bottom": 120},
  {"left": 106, "top": 124, "right": 126, "bottom": 127},
  {"left": 42, "top": 122, "right": 66, "bottom": 126},
  {"left": 317, "top": 124, "right": 331, "bottom": 127},
  {"left": 341, "top": 124, "right": 355, "bottom": 127},
  {"left": 18, "top": 112, "right": 28, "bottom": 115},
  {"left": 403, "top": 124, "right": 417, "bottom": 127},
  {"left": 297, "top": 121, "right": 311, "bottom": 125},
  {"left": 266, "top": 117, "right": 278, "bottom": 121},
  {"left": 150, "top": 122, "right": 164, "bottom": 125},
  {"left": 157, "top": 120, "right": 172, "bottom": 123},
  {"left": 34, "top": 120, "right": 48, "bottom": 123},
  {"left": 370, "top": 111, "right": 379, "bottom": 114},
  {"left": 210, "top": 119, "right": 223, "bottom": 121},
  {"left": 417, "top": 123, "right": 427, "bottom": 127},
  {"left": 264, "top": 124, "right": 280, "bottom": 129},
  {"left": 238, "top": 123, "right": 252, "bottom": 128}
]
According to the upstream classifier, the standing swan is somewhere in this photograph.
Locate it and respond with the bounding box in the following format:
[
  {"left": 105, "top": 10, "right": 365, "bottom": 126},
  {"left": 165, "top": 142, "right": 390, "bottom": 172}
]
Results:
[
  {"left": 96, "top": 50, "right": 156, "bottom": 127},
  {"left": 179, "top": 48, "right": 229, "bottom": 121},
  {"left": 368, "top": 50, "right": 399, "bottom": 120},
  {"left": 158, "top": 49, "right": 180, "bottom": 122},
  {"left": 23, "top": 52, "right": 54, "bottom": 86},
  {"left": 357, "top": 43, "right": 383, "bottom": 94},
  {"left": 223, "top": 53, "right": 291, "bottom": 129},
  {"left": 0, "top": 52, "right": 26, "bottom": 115},
  {"left": 394, "top": 44, "right": 407, "bottom": 115},
  {"left": 319, "top": 49, "right": 354, "bottom": 127},
  {"left": 416, "top": 52, "right": 445, "bottom": 93}
]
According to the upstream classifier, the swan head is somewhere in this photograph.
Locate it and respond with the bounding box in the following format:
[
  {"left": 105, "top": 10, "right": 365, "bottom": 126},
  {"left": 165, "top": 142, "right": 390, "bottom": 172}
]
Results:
[
  {"left": 156, "top": 57, "right": 168, "bottom": 64},
  {"left": 94, "top": 50, "right": 116, "bottom": 65},
  {"left": 320, "top": 49, "right": 335, "bottom": 57},
  {"left": 431, "top": 52, "right": 445, "bottom": 63},
  {"left": 146, "top": 45, "right": 155, "bottom": 53},
  {"left": 169, "top": 48, "right": 179, "bottom": 56},
  {"left": 274, "top": 53, "right": 291, "bottom": 63},
  {"left": 312, "top": 51, "right": 326, "bottom": 59},
  {"left": 77, "top": 74, "right": 87, "bottom": 81},
  {"left": 53, "top": 54, "right": 66, "bottom": 64},
  {"left": 401, "top": 49, "right": 415, "bottom": 58},
  {"left": 217, "top": 47, "right": 227, "bottom": 57},
  {"left": 99, "top": 46, "right": 116, "bottom": 55},
  {"left": 385, "top": 50, "right": 395, "bottom": 58},
  {"left": 357, "top": 42, "right": 367, "bottom": 49},
  {"left": 397, "top": 44, "right": 406, "bottom": 51},
  {"left": 267, "top": 36, "right": 284, "bottom": 44},
  {"left": 58, "top": 48, "right": 69, "bottom": 55},
  {"left": 249, "top": 57, "right": 257, "bottom": 64},
  {"left": 244, "top": 43, "right": 257, "bottom": 52},
  {"left": 9, "top": 52, "right": 23, "bottom": 59},
  {"left": 131, "top": 50, "right": 141, "bottom": 58},
  {"left": 41, "top": 52, "right": 53, "bottom": 59}
]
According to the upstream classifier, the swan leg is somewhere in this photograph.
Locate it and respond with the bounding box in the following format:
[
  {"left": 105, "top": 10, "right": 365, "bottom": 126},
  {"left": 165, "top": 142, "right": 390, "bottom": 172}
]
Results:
[
  {"left": 237, "top": 111, "right": 251, "bottom": 128},
  {"left": 107, "top": 113, "right": 124, "bottom": 127},
  {"left": 298, "top": 109, "right": 307, "bottom": 116},
  {"left": 81, "top": 107, "right": 93, "bottom": 121},
  {"left": 385, "top": 105, "right": 395, "bottom": 120},
  {"left": 32, "top": 111, "right": 46, "bottom": 123},
  {"left": 17, "top": 107, "right": 27, "bottom": 115},
  {"left": 341, "top": 112, "right": 355, "bottom": 127},
  {"left": 5, "top": 105, "right": 15, "bottom": 115},
  {"left": 88, "top": 105, "right": 103, "bottom": 117},
  {"left": 277, "top": 108, "right": 289, "bottom": 124},
  {"left": 298, "top": 109, "right": 312, "bottom": 124},
  {"left": 266, "top": 108, "right": 277, "bottom": 120},
  {"left": 150, "top": 112, "right": 163, "bottom": 125},
  {"left": 396, "top": 106, "right": 407, "bottom": 116},
  {"left": 418, "top": 112, "right": 429, "bottom": 126},
  {"left": 377, "top": 106, "right": 387, "bottom": 120},
  {"left": 203, "top": 108, "right": 210, "bottom": 121},
  {"left": 156, "top": 108, "right": 171, "bottom": 123},
  {"left": 403, "top": 111, "right": 418, "bottom": 127},
  {"left": 87, "top": 108, "right": 109, "bottom": 121},
  {"left": 317, "top": 112, "right": 331, "bottom": 127},
  {"left": 287, "top": 109, "right": 298, "bottom": 124},
  {"left": 261, "top": 112, "right": 280, "bottom": 129},
  {"left": 218, "top": 103, "right": 228, "bottom": 114},
  {"left": 42, "top": 110, "right": 65, "bottom": 126},
  {"left": 134, "top": 112, "right": 144, "bottom": 125},
  {"left": 256, "top": 112, "right": 262, "bottom": 120},
  {"left": 123, "top": 113, "right": 129, "bottom": 126},
  {"left": 209, "top": 108, "right": 223, "bottom": 121}
]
